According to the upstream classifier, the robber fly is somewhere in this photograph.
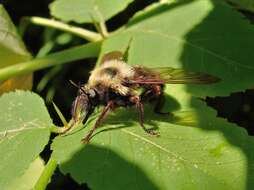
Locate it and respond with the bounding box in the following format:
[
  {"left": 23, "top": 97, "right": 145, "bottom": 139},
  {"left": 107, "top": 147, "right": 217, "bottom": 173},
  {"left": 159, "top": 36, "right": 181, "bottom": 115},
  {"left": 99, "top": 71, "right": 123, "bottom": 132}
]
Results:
[{"left": 68, "top": 51, "right": 220, "bottom": 143}]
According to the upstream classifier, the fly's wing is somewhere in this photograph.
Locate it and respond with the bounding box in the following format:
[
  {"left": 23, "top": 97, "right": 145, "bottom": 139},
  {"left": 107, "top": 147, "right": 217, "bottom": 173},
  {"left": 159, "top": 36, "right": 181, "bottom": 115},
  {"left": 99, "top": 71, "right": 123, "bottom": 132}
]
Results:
[
  {"left": 128, "top": 67, "right": 220, "bottom": 84},
  {"left": 100, "top": 51, "right": 124, "bottom": 64},
  {"left": 100, "top": 45, "right": 130, "bottom": 64}
]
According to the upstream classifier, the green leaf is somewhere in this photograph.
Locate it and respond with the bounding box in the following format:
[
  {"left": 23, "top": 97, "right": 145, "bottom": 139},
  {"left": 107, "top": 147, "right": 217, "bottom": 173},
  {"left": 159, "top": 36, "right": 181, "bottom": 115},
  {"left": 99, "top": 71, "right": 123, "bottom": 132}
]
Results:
[
  {"left": 0, "top": 5, "right": 31, "bottom": 68},
  {"left": 49, "top": 0, "right": 134, "bottom": 23},
  {"left": 228, "top": 0, "right": 254, "bottom": 12},
  {"left": 102, "top": 0, "right": 254, "bottom": 97},
  {"left": 0, "top": 5, "right": 32, "bottom": 94},
  {"left": 52, "top": 85, "right": 254, "bottom": 190},
  {"left": 0, "top": 41, "right": 101, "bottom": 82},
  {"left": 7, "top": 157, "right": 45, "bottom": 190},
  {"left": 51, "top": 0, "right": 254, "bottom": 189},
  {"left": 0, "top": 91, "right": 52, "bottom": 190}
]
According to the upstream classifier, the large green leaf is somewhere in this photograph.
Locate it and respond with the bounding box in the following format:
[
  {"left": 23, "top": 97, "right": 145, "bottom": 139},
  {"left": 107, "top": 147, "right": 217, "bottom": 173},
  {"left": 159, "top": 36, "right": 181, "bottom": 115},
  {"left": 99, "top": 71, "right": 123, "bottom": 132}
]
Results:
[
  {"left": 101, "top": 0, "right": 254, "bottom": 97},
  {"left": 49, "top": 0, "right": 134, "bottom": 23},
  {"left": 52, "top": 85, "right": 254, "bottom": 190},
  {"left": 0, "top": 5, "right": 32, "bottom": 94},
  {"left": 51, "top": 0, "right": 254, "bottom": 189},
  {"left": 0, "top": 91, "right": 52, "bottom": 190}
]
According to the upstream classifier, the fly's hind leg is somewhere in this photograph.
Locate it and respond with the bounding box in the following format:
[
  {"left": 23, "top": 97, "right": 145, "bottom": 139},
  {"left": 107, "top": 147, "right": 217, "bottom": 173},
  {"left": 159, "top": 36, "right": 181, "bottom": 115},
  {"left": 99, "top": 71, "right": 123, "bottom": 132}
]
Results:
[
  {"left": 130, "top": 96, "right": 160, "bottom": 136},
  {"left": 154, "top": 94, "right": 173, "bottom": 116},
  {"left": 152, "top": 85, "right": 173, "bottom": 117}
]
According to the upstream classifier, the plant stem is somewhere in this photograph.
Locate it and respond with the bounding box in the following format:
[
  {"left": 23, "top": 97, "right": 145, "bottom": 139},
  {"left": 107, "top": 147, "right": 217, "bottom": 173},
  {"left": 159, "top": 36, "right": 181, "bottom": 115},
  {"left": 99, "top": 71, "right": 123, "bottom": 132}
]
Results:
[
  {"left": 159, "top": 0, "right": 175, "bottom": 3},
  {"left": 34, "top": 157, "right": 58, "bottom": 190},
  {"left": 0, "top": 41, "right": 101, "bottom": 82},
  {"left": 27, "top": 16, "right": 103, "bottom": 42},
  {"left": 91, "top": 7, "right": 109, "bottom": 38},
  {"left": 98, "top": 20, "right": 109, "bottom": 38}
]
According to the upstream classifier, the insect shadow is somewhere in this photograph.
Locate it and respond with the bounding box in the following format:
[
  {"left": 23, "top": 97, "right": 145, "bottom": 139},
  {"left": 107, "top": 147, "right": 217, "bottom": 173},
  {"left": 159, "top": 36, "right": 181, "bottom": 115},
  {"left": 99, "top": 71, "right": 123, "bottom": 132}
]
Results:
[{"left": 89, "top": 93, "right": 193, "bottom": 138}]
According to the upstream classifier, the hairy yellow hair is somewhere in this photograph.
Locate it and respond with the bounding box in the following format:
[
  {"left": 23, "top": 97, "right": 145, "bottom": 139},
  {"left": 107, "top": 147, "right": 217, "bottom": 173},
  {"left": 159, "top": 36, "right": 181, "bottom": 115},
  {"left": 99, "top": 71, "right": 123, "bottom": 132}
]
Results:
[{"left": 87, "top": 60, "right": 134, "bottom": 95}]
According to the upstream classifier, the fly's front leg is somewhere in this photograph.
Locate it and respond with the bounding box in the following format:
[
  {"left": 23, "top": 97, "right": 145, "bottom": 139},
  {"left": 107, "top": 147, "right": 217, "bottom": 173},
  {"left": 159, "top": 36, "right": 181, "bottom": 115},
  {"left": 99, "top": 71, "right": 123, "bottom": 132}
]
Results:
[
  {"left": 129, "top": 96, "right": 160, "bottom": 136},
  {"left": 63, "top": 108, "right": 94, "bottom": 135},
  {"left": 61, "top": 96, "right": 94, "bottom": 135},
  {"left": 81, "top": 101, "right": 114, "bottom": 143}
]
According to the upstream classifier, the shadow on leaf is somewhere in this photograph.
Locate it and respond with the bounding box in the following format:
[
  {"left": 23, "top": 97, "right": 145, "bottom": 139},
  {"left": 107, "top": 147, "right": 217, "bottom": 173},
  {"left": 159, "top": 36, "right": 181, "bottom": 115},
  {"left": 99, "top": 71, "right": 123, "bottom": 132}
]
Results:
[
  {"left": 53, "top": 1, "right": 254, "bottom": 190},
  {"left": 180, "top": 1, "right": 254, "bottom": 189},
  {"left": 60, "top": 144, "right": 160, "bottom": 190},
  {"left": 126, "top": 0, "right": 195, "bottom": 28}
]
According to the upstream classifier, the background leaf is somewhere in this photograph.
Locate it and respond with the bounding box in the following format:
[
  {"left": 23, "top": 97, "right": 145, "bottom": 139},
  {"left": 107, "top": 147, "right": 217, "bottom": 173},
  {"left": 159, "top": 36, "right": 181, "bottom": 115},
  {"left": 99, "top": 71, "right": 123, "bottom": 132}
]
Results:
[
  {"left": 0, "top": 5, "right": 32, "bottom": 94},
  {"left": 0, "top": 91, "right": 52, "bottom": 190},
  {"left": 49, "top": 0, "right": 134, "bottom": 23}
]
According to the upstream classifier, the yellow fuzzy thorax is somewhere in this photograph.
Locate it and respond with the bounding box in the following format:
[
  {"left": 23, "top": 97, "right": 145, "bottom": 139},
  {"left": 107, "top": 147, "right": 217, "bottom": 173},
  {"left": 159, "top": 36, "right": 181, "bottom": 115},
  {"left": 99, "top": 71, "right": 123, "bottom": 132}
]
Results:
[{"left": 87, "top": 60, "right": 135, "bottom": 95}]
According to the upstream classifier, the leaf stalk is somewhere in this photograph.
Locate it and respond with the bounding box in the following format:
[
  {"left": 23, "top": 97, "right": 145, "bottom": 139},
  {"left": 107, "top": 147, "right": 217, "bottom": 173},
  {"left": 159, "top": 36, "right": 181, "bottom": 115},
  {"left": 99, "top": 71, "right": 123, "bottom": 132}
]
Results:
[
  {"left": 26, "top": 16, "right": 103, "bottom": 42},
  {"left": 34, "top": 157, "right": 58, "bottom": 190},
  {"left": 0, "top": 42, "right": 101, "bottom": 82}
]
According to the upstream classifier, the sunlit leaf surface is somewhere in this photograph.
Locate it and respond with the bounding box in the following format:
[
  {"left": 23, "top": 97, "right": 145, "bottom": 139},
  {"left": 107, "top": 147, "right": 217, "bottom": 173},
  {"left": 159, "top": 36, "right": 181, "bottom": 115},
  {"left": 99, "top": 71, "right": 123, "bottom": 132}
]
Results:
[
  {"left": 0, "top": 91, "right": 52, "bottom": 190},
  {"left": 50, "top": 0, "right": 134, "bottom": 23},
  {"left": 7, "top": 157, "right": 45, "bottom": 190}
]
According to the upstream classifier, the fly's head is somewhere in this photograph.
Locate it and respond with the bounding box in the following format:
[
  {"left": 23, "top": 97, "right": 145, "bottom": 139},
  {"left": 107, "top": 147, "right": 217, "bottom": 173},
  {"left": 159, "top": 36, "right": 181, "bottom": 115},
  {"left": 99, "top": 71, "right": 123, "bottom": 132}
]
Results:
[{"left": 71, "top": 87, "right": 97, "bottom": 125}]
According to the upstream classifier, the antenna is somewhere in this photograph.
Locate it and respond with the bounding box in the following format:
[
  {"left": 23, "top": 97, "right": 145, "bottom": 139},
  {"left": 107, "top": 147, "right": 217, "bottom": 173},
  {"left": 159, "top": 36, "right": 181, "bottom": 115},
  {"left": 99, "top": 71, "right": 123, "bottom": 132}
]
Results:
[
  {"left": 69, "top": 80, "right": 80, "bottom": 89},
  {"left": 69, "top": 80, "right": 87, "bottom": 95}
]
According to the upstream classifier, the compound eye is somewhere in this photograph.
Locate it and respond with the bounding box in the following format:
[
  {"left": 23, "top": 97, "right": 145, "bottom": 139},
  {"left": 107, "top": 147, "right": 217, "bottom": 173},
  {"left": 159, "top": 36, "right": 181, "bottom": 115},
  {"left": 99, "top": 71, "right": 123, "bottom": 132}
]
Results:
[{"left": 71, "top": 94, "right": 89, "bottom": 120}]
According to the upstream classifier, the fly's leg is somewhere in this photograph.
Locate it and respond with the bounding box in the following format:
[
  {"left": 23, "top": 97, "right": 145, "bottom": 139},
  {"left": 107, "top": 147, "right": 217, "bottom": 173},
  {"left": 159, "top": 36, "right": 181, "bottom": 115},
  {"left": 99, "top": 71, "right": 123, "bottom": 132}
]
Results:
[
  {"left": 130, "top": 96, "right": 160, "bottom": 136},
  {"left": 153, "top": 94, "right": 173, "bottom": 116},
  {"left": 61, "top": 99, "right": 94, "bottom": 135},
  {"left": 152, "top": 85, "right": 173, "bottom": 117},
  {"left": 81, "top": 101, "right": 114, "bottom": 143}
]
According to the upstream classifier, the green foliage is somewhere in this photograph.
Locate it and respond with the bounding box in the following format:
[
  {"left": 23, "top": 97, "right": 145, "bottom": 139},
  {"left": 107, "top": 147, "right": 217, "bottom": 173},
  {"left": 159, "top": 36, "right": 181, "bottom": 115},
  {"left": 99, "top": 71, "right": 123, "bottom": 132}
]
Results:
[
  {"left": 228, "top": 0, "right": 254, "bottom": 12},
  {"left": 51, "top": 0, "right": 254, "bottom": 189},
  {"left": 49, "top": 0, "right": 134, "bottom": 23},
  {"left": 101, "top": 0, "right": 254, "bottom": 97},
  {"left": 0, "top": 5, "right": 31, "bottom": 68},
  {"left": 52, "top": 86, "right": 254, "bottom": 190},
  {"left": 0, "top": 91, "right": 52, "bottom": 190},
  {"left": 0, "top": 5, "right": 32, "bottom": 93},
  {"left": 8, "top": 158, "right": 45, "bottom": 190},
  {"left": 1, "top": 0, "right": 254, "bottom": 189}
]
